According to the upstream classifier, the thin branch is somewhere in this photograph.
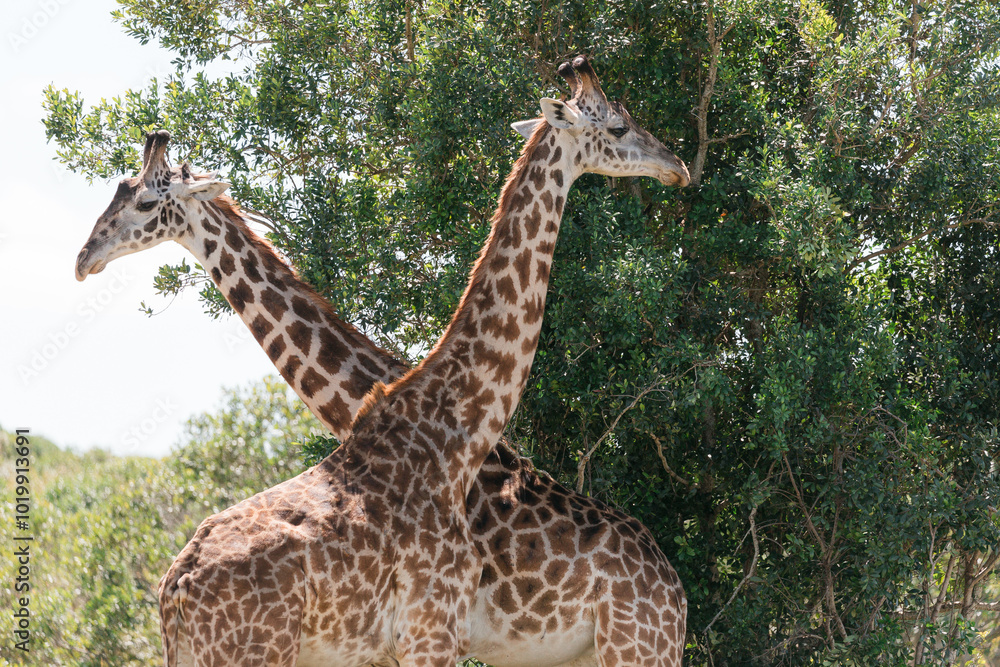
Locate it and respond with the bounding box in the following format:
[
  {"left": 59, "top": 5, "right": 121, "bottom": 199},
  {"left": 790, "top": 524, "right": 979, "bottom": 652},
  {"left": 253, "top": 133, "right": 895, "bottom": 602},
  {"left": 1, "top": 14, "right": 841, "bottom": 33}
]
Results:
[
  {"left": 689, "top": 0, "right": 736, "bottom": 186},
  {"left": 652, "top": 434, "right": 693, "bottom": 489},
  {"left": 890, "top": 601, "right": 1000, "bottom": 620},
  {"left": 846, "top": 218, "right": 997, "bottom": 272},
  {"left": 704, "top": 505, "right": 759, "bottom": 633},
  {"left": 575, "top": 378, "right": 663, "bottom": 493}
]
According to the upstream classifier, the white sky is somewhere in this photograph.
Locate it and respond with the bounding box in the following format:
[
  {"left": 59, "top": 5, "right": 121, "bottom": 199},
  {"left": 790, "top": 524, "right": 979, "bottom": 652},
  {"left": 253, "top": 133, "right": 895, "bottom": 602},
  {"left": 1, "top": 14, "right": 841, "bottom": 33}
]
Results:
[{"left": 0, "top": 0, "right": 277, "bottom": 457}]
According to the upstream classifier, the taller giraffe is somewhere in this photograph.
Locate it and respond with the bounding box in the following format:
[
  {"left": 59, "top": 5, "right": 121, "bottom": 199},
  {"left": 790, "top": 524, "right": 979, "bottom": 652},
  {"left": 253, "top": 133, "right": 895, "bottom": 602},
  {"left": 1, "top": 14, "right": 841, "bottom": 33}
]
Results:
[{"left": 75, "top": 57, "right": 689, "bottom": 666}]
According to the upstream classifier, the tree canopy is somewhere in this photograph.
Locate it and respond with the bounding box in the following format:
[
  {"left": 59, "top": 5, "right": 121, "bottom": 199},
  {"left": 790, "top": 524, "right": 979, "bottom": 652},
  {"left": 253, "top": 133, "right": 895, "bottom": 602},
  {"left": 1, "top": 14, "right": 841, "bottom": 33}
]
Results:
[{"left": 44, "top": 0, "right": 1000, "bottom": 663}]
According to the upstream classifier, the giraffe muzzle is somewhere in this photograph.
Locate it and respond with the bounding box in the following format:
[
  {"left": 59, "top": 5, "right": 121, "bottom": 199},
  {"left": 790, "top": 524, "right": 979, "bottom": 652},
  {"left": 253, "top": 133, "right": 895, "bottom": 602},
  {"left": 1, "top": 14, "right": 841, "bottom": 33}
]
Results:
[{"left": 75, "top": 246, "right": 107, "bottom": 282}]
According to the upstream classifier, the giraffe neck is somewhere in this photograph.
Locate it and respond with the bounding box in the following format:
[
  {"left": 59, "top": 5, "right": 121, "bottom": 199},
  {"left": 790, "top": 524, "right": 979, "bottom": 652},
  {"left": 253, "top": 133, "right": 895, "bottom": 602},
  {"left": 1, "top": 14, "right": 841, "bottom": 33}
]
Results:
[
  {"left": 176, "top": 200, "right": 408, "bottom": 440},
  {"left": 379, "top": 123, "right": 576, "bottom": 500}
]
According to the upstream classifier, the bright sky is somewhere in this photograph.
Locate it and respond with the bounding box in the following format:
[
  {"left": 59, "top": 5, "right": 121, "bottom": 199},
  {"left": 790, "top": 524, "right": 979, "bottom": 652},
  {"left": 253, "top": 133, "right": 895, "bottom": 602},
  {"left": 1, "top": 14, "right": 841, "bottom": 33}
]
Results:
[{"left": 0, "top": 0, "right": 277, "bottom": 457}]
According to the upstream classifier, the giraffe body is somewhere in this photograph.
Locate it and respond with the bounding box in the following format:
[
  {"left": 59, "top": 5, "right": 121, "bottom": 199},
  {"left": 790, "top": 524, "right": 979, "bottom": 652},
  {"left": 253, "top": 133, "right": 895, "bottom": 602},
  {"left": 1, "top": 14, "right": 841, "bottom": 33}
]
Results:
[{"left": 76, "top": 57, "right": 689, "bottom": 666}]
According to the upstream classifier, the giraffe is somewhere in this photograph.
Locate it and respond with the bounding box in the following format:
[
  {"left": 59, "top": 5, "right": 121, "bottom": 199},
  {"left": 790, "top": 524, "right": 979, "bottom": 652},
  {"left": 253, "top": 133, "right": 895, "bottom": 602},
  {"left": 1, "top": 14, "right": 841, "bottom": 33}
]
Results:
[{"left": 75, "top": 57, "right": 690, "bottom": 666}]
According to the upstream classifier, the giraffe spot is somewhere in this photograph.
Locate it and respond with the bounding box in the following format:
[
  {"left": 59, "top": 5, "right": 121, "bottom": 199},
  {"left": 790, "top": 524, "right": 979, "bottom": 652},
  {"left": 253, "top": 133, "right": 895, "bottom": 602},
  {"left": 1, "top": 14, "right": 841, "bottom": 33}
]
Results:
[
  {"left": 282, "top": 356, "right": 302, "bottom": 382},
  {"left": 143, "top": 220, "right": 158, "bottom": 233},
  {"left": 291, "top": 296, "right": 321, "bottom": 323},
  {"left": 473, "top": 278, "right": 497, "bottom": 314},
  {"left": 133, "top": 230, "right": 142, "bottom": 240},
  {"left": 266, "top": 335, "right": 286, "bottom": 361},
  {"left": 345, "top": 366, "right": 377, "bottom": 400},
  {"left": 249, "top": 315, "right": 273, "bottom": 344},
  {"left": 203, "top": 239, "right": 218, "bottom": 257},
  {"left": 537, "top": 240, "right": 555, "bottom": 256},
  {"left": 241, "top": 253, "right": 263, "bottom": 283},
  {"left": 617, "top": 148, "right": 628, "bottom": 159},
  {"left": 536, "top": 258, "right": 550, "bottom": 284},
  {"left": 317, "top": 328, "right": 350, "bottom": 375},
  {"left": 580, "top": 523, "right": 606, "bottom": 550},
  {"left": 528, "top": 166, "right": 547, "bottom": 190},
  {"left": 514, "top": 507, "right": 539, "bottom": 529},
  {"left": 155, "top": 229, "right": 166, "bottom": 239},
  {"left": 489, "top": 250, "right": 510, "bottom": 273},
  {"left": 544, "top": 559, "right": 569, "bottom": 584},
  {"left": 492, "top": 581, "right": 517, "bottom": 613},
  {"left": 227, "top": 279, "right": 254, "bottom": 313},
  {"left": 299, "top": 367, "right": 330, "bottom": 398},
  {"left": 481, "top": 313, "right": 520, "bottom": 342},
  {"left": 535, "top": 143, "right": 550, "bottom": 161},
  {"left": 211, "top": 267, "right": 222, "bottom": 283},
  {"left": 461, "top": 316, "right": 478, "bottom": 338},
  {"left": 286, "top": 321, "right": 313, "bottom": 355},
  {"left": 319, "top": 395, "right": 351, "bottom": 432},
  {"left": 472, "top": 340, "right": 517, "bottom": 385},
  {"left": 498, "top": 213, "right": 522, "bottom": 249},
  {"left": 513, "top": 248, "right": 532, "bottom": 291},
  {"left": 479, "top": 563, "right": 498, "bottom": 586},
  {"left": 575, "top": 151, "right": 582, "bottom": 165},
  {"left": 219, "top": 248, "right": 236, "bottom": 276},
  {"left": 203, "top": 216, "right": 221, "bottom": 234},
  {"left": 512, "top": 613, "right": 543, "bottom": 635},
  {"left": 531, "top": 589, "right": 559, "bottom": 617},
  {"left": 514, "top": 576, "right": 543, "bottom": 603},
  {"left": 225, "top": 222, "right": 245, "bottom": 252},
  {"left": 524, "top": 204, "right": 541, "bottom": 240},
  {"left": 540, "top": 191, "right": 554, "bottom": 213},
  {"left": 460, "top": 382, "right": 494, "bottom": 432},
  {"left": 554, "top": 196, "right": 565, "bottom": 216},
  {"left": 549, "top": 145, "right": 562, "bottom": 165},
  {"left": 495, "top": 275, "right": 517, "bottom": 304},
  {"left": 605, "top": 147, "right": 615, "bottom": 158},
  {"left": 261, "top": 288, "right": 288, "bottom": 320},
  {"left": 552, "top": 170, "right": 563, "bottom": 188}
]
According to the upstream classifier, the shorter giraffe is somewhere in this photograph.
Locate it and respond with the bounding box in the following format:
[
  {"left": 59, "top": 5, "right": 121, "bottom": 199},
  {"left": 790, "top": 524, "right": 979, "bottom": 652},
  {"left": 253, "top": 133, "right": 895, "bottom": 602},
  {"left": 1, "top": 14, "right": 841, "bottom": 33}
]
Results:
[{"left": 75, "top": 57, "right": 689, "bottom": 666}]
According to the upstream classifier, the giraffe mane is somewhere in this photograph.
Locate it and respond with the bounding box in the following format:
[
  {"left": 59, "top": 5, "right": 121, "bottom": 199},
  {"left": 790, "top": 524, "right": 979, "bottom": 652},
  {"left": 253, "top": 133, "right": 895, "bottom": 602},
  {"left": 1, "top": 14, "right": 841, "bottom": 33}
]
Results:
[
  {"left": 204, "top": 195, "right": 408, "bottom": 374},
  {"left": 383, "top": 120, "right": 554, "bottom": 397}
]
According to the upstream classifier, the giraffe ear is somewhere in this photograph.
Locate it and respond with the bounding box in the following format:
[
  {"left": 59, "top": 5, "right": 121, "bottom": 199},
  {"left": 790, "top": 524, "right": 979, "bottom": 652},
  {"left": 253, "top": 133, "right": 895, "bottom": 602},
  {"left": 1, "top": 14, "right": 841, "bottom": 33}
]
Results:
[
  {"left": 173, "top": 179, "right": 232, "bottom": 201},
  {"left": 539, "top": 98, "right": 579, "bottom": 131},
  {"left": 510, "top": 119, "right": 542, "bottom": 140}
]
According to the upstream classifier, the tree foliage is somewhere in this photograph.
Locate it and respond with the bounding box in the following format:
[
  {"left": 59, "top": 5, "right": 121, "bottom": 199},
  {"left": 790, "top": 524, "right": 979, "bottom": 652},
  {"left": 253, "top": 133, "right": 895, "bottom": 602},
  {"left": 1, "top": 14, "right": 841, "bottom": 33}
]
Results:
[{"left": 43, "top": 0, "right": 1000, "bottom": 663}]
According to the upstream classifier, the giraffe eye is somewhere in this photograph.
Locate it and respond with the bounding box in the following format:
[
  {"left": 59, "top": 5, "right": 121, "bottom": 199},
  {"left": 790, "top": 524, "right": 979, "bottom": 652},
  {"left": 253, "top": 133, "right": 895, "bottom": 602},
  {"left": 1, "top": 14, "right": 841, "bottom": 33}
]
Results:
[
  {"left": 137, "top": 200, "right": 158, "bottom": 212},
  {"left": 609, "top": 126, "right": 629, "bottom": 139}
]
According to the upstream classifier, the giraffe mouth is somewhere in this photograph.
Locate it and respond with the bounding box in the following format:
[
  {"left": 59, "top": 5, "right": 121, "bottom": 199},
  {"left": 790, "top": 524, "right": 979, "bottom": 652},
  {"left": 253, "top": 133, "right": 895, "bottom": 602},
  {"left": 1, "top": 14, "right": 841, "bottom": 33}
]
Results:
[
  {"left": 657, "top": 163, "right": 691, "bottom": 188},
  {"left": 75, "top": 247, "right": 107, "bottom": 282}
]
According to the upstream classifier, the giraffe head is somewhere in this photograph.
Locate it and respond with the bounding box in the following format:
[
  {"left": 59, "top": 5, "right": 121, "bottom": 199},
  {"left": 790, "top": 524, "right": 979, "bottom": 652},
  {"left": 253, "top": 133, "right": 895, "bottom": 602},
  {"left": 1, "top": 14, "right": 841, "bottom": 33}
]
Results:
[
  {"left": 75, "top": 130, "right": 231, "bottom": 281},
  {"left": 512, "top": 56, "right": 689, "bottom": 187}
]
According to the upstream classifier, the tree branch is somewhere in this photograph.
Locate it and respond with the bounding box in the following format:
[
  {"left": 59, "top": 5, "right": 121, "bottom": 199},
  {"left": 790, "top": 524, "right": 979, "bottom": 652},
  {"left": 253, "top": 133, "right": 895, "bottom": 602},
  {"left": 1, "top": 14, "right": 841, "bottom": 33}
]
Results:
[
  {"left": 704, "top": 504, "right": 759, "bottom": 633},
  {"left": 689, "top": 0, "right": 736, "bottom": 186},
  {"left": 575, "top": 378, "right": 663, "bottom": 493},
  {"left": 845, "top": 218, "right": 997, "bottom": 272}
]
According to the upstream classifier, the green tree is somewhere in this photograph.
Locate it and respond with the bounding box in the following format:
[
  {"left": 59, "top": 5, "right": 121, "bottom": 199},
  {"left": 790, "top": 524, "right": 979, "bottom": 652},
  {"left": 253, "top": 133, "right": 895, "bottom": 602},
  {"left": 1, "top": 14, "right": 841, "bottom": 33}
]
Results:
[
  {"left": 169, "top": 375, "right": 319, "bottom": 512},
  {"left": 44, "top": 0, "right": 1000, "bottom": 663}
]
